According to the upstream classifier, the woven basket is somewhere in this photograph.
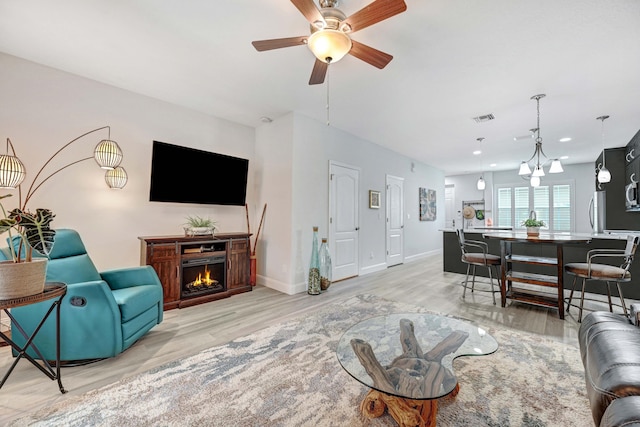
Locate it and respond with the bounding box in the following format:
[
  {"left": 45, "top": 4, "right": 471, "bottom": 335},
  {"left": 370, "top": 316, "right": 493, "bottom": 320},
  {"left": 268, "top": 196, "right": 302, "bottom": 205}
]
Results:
[{"left": 0, "top": 258, "right": 47, "bottom": 300}]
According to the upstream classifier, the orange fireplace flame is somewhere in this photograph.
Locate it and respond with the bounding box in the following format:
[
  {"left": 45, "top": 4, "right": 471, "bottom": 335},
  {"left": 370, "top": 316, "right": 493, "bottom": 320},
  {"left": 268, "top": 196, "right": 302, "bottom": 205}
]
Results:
[{"left": 193, "top": 266, "right": 218, "bottom": 287}]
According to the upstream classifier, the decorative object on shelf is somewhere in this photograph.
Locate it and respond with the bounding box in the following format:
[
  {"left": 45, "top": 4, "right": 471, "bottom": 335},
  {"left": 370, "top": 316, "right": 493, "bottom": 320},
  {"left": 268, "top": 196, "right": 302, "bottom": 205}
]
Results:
[
  {"left": 369, "top": 190, "right": 380, "bottom": 209},
  {"left": 319, "top": 237, "right": 332, "bottom": 291},
  {"left": 518, "top": 94, "right": 563, "bottom": 187},
  {"left": 419, "top": 188, "right": 436, "bottom": 221},
  {"left": 0, "top": 194, "right": 55, "bottom": 299},
  {"left": 476, "top": 137, "right": 486, "bottom": 190},
  {"left": 596, "top": 115, "right": 611, "bottom": 184},
  {"left": 463, "top": 205, "right": 476, "bottom": 220},
  {"left": 246, "top": 203, "right": 267, "bottom": 286},
  {"left": 522, "top": 211, "right": 545, "bottom": 236},
  {"left": 308, "top": 226, "right": 321, "bottom": 295},
  {"left": 183, "top": 215, "right": 216, "bottom": 237}
]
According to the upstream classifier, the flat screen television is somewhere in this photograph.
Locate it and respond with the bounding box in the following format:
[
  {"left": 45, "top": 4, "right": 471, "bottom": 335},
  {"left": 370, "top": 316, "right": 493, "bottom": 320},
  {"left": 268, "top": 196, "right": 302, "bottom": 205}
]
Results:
[{"left": 149, "top": 140, "right": 248, "bottom": 206}]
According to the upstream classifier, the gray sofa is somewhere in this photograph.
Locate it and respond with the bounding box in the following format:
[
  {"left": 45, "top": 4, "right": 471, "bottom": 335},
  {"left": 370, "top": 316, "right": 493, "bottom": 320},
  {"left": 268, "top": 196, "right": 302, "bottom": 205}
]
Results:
[{"left": 579, "top": 308, "right": 640, "bottom": 427}]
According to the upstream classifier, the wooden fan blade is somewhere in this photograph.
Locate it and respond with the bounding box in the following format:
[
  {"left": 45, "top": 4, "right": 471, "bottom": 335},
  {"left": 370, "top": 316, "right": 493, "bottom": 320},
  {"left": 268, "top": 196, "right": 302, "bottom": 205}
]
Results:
[
  {"left": 349, "top": 40, "right": 393, "bottom": 69},
  {"left": 343, "top": 0, "right": 407, "bottom": 34},
  {"left": 252, "top": 36, "right": 308, "bottom": 51},
  {"left": 309, "top": 59, "right": 328, "bottom": 85},
  {"left": 291, "top": 0, "right": 325, "bottom": 26}
]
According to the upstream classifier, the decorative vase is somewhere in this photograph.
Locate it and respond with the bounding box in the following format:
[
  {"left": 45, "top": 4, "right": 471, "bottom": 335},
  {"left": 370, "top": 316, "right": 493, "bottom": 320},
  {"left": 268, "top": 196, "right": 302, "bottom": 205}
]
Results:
[
  {"left": 319, "top": 238, "right": 332, "bottom": 291},
  {"left": 307, "top": 226, "right": 321, "bottom": 295},
  {"left": 0, "top": 258, "right": 47, "bottom": 300},
  {"left": 527, "top": 227, "right": 540, "bottom": 237}
]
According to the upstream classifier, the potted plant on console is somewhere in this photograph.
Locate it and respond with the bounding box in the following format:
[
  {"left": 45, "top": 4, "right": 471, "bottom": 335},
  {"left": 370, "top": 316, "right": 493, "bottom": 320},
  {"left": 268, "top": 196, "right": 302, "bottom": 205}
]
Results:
[
  {"left": 0, "top": 194, "right": 55, "bottom": 299},
  {"left": 184, "top": 215, "right": 217, "bottom": 237},
  {"left": 522, "top": 217, "right": 545, "bottom": 237}
]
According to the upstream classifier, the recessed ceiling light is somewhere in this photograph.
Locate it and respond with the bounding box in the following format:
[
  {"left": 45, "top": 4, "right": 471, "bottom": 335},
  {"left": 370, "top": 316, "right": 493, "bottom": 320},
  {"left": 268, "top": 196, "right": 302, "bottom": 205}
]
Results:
[
  {"left": 490, "top": 163, "right": 497, "bottom": 167},
  {"left": 559, "top": 137, "right": 572, "bottom": 142},
  {"left": 560, "top": 155, "right": 569, "bottom": 160},
  {"left": 260, "top": 116, "right": 273, "bottom": 123},
  {"left": 473, "top": 150, "right": 481, "bottom": 155}
]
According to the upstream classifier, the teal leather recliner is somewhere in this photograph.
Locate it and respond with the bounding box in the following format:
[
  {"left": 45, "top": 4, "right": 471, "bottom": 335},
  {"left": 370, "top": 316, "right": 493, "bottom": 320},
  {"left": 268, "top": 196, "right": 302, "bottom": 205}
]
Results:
[{"left": 5, "top": 229, "right": 163, "bottom": 362}]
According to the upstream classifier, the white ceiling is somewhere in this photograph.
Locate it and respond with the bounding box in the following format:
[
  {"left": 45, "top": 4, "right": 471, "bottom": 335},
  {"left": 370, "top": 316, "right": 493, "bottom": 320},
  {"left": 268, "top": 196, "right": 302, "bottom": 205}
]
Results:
[{"left": 1, "top": 0, "right": 639, "bottom": 175}]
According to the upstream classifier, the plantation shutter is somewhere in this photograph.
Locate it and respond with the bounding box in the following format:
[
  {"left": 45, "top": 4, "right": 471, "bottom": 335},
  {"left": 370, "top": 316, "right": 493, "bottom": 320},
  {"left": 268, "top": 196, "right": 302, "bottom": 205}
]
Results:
[
  {"left": 497, "top": 188, "right": 512, "bottom": 227},
  {"left": 533, "top": 186, "right": 550, "bottom": 229},
  {"left": 553, "top": 184, "right": 571, "bottom": 231},
  {"left": 514, "top": 187, "right": 529, "bottom": 229}
]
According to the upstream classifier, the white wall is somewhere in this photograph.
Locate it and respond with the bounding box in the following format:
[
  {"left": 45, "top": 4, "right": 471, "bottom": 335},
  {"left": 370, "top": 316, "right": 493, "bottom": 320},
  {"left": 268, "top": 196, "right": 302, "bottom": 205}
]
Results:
[
  {"left": 0, "top": 53, "right": 255, "bottom": 270},
  {"left": 2, "top": 52, "right": 447, "bottom": 295},
  {"left": 253, "top": 114, "right": 295, "bottom": 293},
  {"left": 261, "top": 112, "right": 445, "bottom": 294}
]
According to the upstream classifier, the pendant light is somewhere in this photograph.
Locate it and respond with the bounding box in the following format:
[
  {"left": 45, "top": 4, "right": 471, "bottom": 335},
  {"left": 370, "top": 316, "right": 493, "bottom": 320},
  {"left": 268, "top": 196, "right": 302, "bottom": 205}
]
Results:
[
  {"left": 596, "top": 115, "right": 611, "bottom": 184},
  {"left": 518, "top": 94, "right": 563, "bottom": 186},
  {"left": 476, "top": 137, "right": 486, "bottom": 190}
]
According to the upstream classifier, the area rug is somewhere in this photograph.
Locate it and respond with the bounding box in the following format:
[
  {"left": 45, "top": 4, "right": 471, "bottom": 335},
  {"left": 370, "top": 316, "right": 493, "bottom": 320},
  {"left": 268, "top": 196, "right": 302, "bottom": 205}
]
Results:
[{"left": 9, "top": 294, "right": 591, "bottom": 426}]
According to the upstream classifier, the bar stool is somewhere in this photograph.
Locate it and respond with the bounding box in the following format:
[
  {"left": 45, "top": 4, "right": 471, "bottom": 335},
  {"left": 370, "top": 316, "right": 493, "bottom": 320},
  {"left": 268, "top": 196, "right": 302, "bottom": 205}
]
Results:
[
  {"left": 565, "top": 235, "right": 639, "bottom": 322},
  {"left": 456, "top": 229, "right": 501, "bottom": 305}
]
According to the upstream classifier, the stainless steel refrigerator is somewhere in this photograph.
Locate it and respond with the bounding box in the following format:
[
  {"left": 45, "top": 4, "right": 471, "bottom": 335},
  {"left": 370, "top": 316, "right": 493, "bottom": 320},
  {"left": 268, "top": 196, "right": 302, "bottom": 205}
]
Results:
[{"left": 589, "top": 191, "right": 605, "bottom": 233}]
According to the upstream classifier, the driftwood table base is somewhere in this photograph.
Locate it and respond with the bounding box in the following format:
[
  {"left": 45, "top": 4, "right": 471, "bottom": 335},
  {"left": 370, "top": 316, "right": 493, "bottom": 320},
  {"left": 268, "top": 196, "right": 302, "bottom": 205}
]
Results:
[
  {"left": 337, "top": 314, "right": 497, "bottom": 427},
  {"left": 360, "top": 384, "right": 460, "bottom": 427}
]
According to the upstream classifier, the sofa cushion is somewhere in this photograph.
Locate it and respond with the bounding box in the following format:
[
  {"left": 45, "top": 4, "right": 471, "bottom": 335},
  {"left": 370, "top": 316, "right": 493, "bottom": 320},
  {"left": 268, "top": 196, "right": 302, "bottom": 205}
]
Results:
[
  {"left": 600, "top": 396, "right": 640, "bottom": 427},
  {"left": 111, "top": 284, "right": 163, "bottom": 323},
  {"left": 580, "top": 312, "right": 640, "bottom": 426},
  {"left": 46, "top": 254, "right": 102, "bottom": 284}
]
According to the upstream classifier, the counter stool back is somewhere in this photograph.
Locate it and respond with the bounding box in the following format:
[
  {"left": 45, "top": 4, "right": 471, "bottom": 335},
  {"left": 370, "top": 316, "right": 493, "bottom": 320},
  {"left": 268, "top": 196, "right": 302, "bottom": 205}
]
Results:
[
  {"left": 565, "top": 235, "right": 639, "bottom": 322},
  {"left": 456, "top": 229, "right": 501, "bottom": 305}
]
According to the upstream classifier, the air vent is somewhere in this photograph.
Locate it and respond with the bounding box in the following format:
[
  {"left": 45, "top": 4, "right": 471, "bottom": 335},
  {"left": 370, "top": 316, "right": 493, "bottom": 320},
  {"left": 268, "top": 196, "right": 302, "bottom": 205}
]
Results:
[{"left": 473, "top": 114, "right": 495, "bottom": 123}]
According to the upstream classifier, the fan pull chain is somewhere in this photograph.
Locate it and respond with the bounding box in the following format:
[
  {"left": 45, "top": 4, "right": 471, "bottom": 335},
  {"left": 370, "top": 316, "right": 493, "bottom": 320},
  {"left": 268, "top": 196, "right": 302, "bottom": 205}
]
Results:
[{"left": 326, "top": 61, "right": 331, "bottom": 126}]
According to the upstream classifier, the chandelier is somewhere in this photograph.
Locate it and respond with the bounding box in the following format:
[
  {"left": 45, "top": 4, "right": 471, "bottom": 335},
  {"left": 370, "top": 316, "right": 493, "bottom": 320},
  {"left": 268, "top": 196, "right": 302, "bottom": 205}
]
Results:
[{"left": 518, "top": 94, "right": 563, "bottom": 187}]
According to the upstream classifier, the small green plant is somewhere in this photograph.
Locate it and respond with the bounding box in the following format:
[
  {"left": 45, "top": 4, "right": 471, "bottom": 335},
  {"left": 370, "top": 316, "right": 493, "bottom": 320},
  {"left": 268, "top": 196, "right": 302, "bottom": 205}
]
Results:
[
  {"left": 0, "top": 194, "right": 56, "bottom": 262},
  {"left": 522, "top": 218, "right": 545, "bottom": 228},
  {"left": 184, "top": 215, "right": 216, "bottom": 229}
]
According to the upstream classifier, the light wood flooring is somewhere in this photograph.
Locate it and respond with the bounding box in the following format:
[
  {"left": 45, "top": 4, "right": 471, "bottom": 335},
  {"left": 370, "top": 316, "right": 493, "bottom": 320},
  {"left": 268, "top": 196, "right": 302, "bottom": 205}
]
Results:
[{"left": 0, "top": 253, "right": 626, "bottom": 424}]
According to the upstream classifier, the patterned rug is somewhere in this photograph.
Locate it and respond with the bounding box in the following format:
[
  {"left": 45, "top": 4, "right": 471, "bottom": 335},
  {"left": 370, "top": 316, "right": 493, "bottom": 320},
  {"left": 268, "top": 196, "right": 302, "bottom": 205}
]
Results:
[{"left": 9, "top": 294, "right": 591, "bottom": 426}]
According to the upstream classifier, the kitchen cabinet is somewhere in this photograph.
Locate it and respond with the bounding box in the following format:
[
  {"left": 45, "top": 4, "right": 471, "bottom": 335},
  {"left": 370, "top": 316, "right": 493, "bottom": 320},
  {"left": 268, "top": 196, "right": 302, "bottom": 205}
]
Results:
[{"left": 625, "top": 129, "right": 640, "bottom": 212}]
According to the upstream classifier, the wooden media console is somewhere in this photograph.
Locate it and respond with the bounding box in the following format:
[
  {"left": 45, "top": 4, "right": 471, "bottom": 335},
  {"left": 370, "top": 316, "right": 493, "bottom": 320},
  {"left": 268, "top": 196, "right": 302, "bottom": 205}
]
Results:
[{"left": 139, "top": 233, "right": 251, "bottom": 310}]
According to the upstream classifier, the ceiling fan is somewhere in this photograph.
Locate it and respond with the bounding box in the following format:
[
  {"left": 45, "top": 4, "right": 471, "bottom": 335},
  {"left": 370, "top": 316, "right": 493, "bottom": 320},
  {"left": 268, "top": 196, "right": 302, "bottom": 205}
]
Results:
[{"left": 252, "top": 0, "right": 407, "bottom": 85}]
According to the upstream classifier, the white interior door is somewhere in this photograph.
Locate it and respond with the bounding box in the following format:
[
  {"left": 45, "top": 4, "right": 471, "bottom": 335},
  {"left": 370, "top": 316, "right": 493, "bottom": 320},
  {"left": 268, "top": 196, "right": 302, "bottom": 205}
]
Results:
[
  {"left": 329, "top": 161, "right": 360, "bottom": 281},
  {"left": 386, "top": 175, "right": 404, "bottom": 267}
]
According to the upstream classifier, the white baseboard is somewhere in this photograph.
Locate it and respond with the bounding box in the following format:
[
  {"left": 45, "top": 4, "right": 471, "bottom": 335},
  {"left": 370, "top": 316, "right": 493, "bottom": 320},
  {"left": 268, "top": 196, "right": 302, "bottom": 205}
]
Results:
[
  {"left": 360, "top": 262, "right": 387, "bottom": 276},
  {"left": 404, "top": 249, "right": 442, "bottom": 263},
  {"left": 257, "top": 275, "right": 299, "bottom": 295}
]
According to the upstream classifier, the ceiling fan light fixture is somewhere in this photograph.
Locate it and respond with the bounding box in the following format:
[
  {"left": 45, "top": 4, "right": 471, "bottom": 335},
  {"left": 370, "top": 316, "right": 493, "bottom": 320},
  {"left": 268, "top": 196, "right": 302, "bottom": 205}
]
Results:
[{"left": 307, "top": 29, "right": 352, "bottom": 63}]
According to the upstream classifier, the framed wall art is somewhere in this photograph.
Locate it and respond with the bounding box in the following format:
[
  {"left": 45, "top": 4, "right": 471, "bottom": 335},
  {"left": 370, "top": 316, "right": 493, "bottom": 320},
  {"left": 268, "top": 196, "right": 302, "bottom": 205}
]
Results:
[
  {"left": 419, "top": 188, "right": 436, "bottom": 221},
  {"left": 369, "top": 190, "right": 381, "bottom": 209}
]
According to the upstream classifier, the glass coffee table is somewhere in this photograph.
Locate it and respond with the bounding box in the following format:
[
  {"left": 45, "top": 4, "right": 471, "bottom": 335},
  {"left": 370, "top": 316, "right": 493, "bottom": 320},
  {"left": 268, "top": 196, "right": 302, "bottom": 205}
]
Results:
[{"left": 337, "top": 313, "right": 498, "bottom": 426}]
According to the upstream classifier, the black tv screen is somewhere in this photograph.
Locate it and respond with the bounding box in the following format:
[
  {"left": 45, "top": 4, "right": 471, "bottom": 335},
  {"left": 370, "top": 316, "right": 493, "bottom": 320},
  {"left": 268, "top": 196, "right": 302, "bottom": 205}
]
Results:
[{"left": 149, "top": 140, "right": 248, "bottom": 206}]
